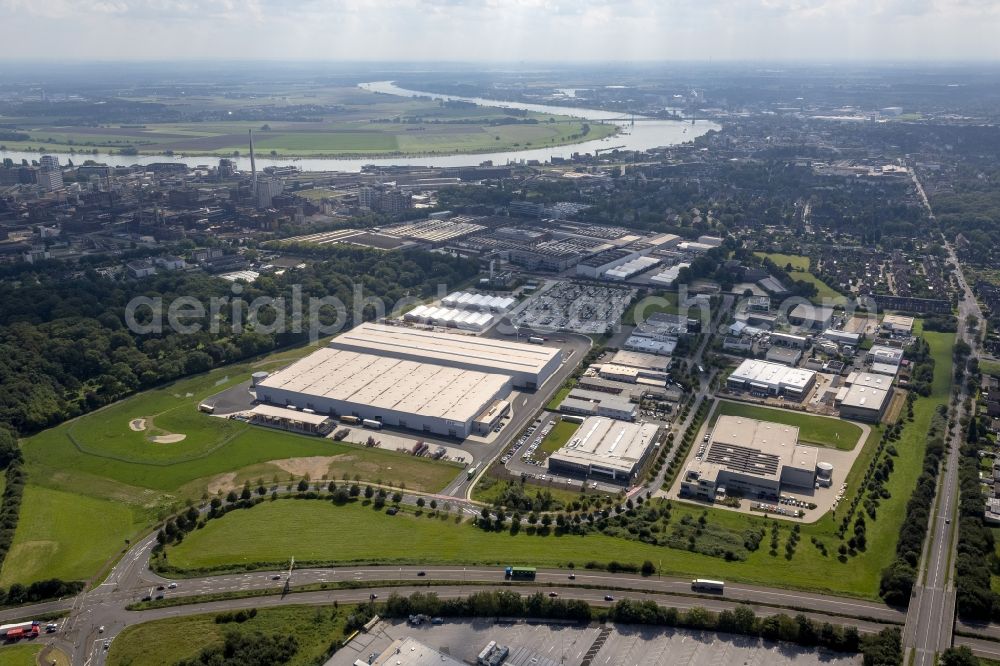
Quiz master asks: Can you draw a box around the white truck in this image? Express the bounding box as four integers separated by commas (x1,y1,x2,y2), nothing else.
691,579,725,593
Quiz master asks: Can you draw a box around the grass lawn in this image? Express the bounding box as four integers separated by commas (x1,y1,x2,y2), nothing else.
710,402,864,451
107,604,352,666
624,293,681,326
166,325,954,600
753,252,843,303
472,476,603,508
0,644,43,666
545,380,575,411
981,359,1000,378
0,486,143,586
10,342,461,587
538,421,580,457
755,252,810,271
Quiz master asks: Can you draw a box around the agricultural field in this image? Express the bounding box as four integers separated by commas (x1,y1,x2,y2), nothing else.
107,604,352,666
0,86,617,159
164,325,955,600
4,343,461,586
710,402,864,451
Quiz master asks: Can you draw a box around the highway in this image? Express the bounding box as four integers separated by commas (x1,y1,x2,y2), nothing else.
901,167,985,665
21,530,913,666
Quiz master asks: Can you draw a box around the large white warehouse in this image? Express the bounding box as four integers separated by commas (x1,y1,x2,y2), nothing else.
254,323,561,438
681,416,820,501
726,359,817,400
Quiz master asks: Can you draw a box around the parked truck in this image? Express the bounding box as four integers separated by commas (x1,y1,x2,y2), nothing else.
362,418,383,430
339,415,361,425
527,336,545,345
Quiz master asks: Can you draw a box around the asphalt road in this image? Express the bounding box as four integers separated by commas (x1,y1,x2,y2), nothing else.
901,171,984,665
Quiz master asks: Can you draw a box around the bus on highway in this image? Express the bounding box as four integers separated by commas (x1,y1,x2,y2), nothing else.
505,566,537,580
691,579,725,593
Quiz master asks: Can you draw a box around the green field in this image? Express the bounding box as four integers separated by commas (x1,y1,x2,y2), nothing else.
2,86,618,159
5,343,462,586
538,421,580,457
755,252,810,271
545,381,575,411
0,644,43,666
0,486,140,586
164,325,955,599
710,402,864,450
107,604,352,666
624,293,681,326
753,252,843,303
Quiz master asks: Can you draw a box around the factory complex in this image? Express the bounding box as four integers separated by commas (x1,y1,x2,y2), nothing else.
681,416,830,502
546,416,660,482
255,322,560,438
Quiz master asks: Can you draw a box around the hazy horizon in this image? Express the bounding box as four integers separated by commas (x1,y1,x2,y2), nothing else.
2,0,1000,63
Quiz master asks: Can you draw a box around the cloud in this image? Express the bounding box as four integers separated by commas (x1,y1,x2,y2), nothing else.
0,0,998,60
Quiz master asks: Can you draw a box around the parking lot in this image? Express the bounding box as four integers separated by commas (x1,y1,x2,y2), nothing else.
513,281,635,335
328,618,861,666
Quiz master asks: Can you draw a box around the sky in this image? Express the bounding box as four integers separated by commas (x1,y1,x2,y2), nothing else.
1,0,999,62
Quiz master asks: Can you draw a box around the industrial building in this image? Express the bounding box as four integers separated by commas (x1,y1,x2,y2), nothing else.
726,359,817,400
836,372,894,423
547,416,659,482
402,305,495,331
765,346,803,366
363,637,465,666
648,262,690,287
681,416,822,502
822,328,862,347
867,345,904,376
331,323,560,389
881,314,915,336
559,389,637,421
440,291,516,312
254,323,559,438
788,303,835,331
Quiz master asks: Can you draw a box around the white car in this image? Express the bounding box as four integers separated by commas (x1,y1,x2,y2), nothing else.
168,582,178,589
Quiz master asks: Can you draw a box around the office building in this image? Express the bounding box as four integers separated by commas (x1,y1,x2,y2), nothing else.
726,359,816,400
547,416,659,482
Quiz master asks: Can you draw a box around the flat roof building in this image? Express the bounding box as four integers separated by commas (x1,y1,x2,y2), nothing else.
256,347,511,438
547,417,659,482
836,372,893,423
681,416,820,502
255,323,560,438
765,346,803,366
726,359,817,400
788,303,835,331
610,350,671,372
332,322,560,389
881,314,915,335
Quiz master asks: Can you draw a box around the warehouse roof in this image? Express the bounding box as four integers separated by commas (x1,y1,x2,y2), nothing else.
548,417,659,476
698,416,806,481
331,322,559,379
257,347,510,424
729,359,816,392
610,350,670,371
840,384,891,411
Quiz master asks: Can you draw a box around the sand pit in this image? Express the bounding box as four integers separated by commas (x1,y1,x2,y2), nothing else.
272,456,342,479
207,472,237,495
129,418,147,432
152,434,187,444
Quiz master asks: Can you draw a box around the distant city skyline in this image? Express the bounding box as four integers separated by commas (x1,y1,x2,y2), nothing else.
1,0,1000,62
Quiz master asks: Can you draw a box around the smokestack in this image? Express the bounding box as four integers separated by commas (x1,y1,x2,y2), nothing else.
248,129,257,195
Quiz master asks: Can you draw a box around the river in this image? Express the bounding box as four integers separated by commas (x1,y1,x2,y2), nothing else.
0,82,718,173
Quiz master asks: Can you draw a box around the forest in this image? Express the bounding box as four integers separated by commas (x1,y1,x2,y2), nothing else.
0,246,478,434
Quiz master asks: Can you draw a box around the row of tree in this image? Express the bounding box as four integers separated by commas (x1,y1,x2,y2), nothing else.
878,405,947,605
